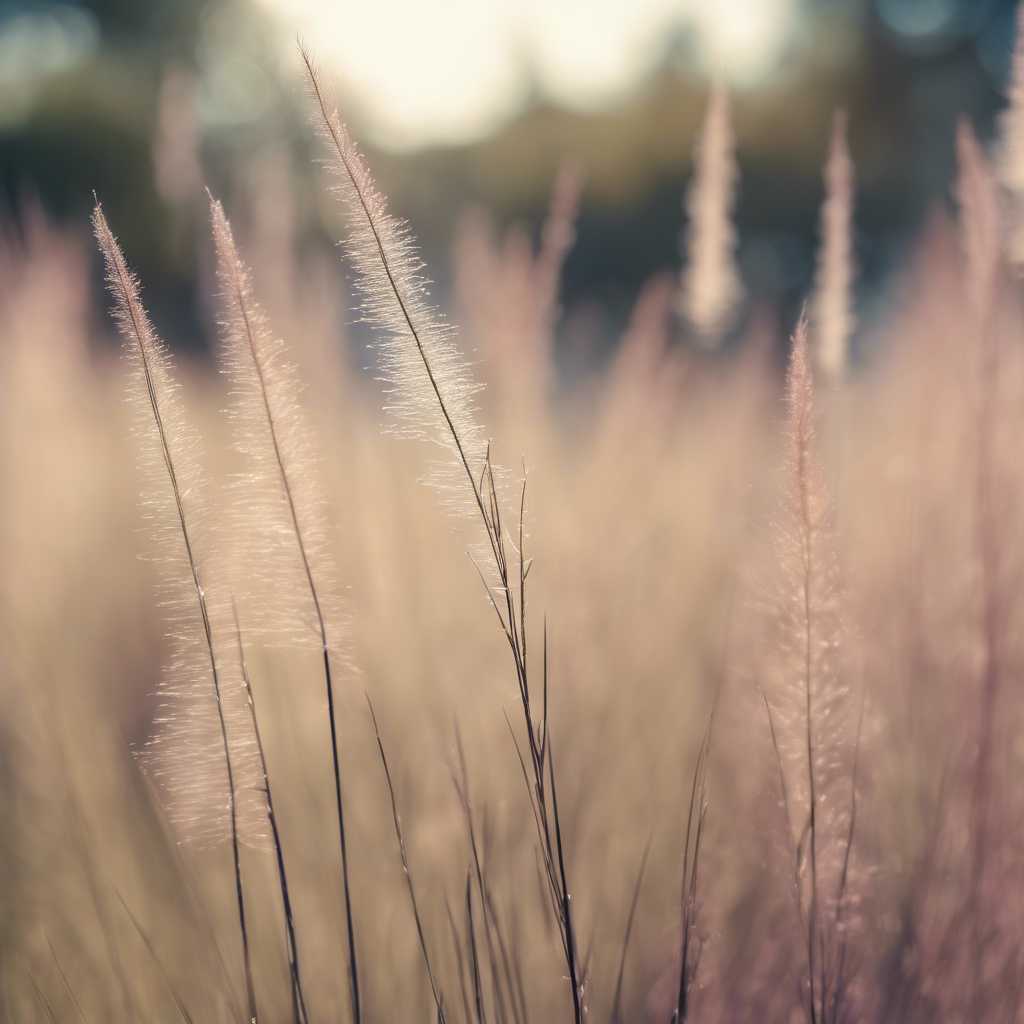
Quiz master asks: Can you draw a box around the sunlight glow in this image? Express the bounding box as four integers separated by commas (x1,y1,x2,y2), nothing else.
254,0,803,149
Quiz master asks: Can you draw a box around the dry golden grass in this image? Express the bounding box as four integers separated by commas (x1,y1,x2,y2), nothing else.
5,41,1024,1024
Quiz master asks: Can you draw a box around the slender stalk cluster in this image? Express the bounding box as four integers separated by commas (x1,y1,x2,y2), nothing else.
93,205,263,1023
210,196,358,1024
302,46,586,1023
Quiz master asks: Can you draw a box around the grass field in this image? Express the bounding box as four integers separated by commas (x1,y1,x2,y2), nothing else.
3,24,1024,1024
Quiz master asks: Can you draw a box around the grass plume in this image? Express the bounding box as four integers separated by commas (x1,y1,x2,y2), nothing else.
302,45,584,1022
762,316,864,1023
209,193,359,1024
93,203,262,1023
681,80,743,347
300,44,492,535
814,109,856,381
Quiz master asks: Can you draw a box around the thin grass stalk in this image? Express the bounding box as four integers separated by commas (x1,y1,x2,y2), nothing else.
124,753,242,1019
477,810,510,1024
797,392,820,1024
610,837,651,1024
446,898,475,1024
43,934,88,1024
471,487,577,1003
217,646,256,1024
547,743,582,1024
827,685,866,1013
674,725,710,1024
94,206,257,1024
302,46,522,695
466,872,488,1024
366,696,446,1023
25,967,58,1024
452,733,512,1024
482,889,524,1024
209,197,358,1024
302,47,583,1020
502,714,561,926
766,313,857,1023
115,892,196,1024
509,916,530,1024
324,651,358,1024
68,796,136,1021
231,606,308,1024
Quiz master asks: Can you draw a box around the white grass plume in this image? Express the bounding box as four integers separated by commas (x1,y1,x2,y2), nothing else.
681,80,743,347
300,46,496,535
763,317,863,1021
92,204,267,853
208,194,345,651
814,110,856,381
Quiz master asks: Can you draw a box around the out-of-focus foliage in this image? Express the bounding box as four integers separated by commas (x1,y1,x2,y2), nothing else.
1,0,1022,358
6,4,1024,1023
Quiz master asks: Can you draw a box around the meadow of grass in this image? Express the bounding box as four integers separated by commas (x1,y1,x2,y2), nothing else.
4,18,1024,1024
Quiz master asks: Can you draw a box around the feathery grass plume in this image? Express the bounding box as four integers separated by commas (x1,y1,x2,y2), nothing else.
894,125,1024,1024
299,64,541,892
763,317,864,1023
949,118,1017,1022
681,80,743,348
300,46,496,542
208,194,346,649
92,204,265,1022
814,110,856,381
998,0,1024,269
302,47,584,1022
209,195,359,1024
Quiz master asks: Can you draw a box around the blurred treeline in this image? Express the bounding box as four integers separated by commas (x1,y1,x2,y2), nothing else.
0,0,1021,360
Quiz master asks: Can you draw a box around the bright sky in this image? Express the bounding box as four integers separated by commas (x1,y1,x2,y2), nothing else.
254,0,803,149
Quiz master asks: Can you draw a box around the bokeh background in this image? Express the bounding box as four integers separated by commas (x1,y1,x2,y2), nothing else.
1,0,1019,365
5,3,1024,1021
